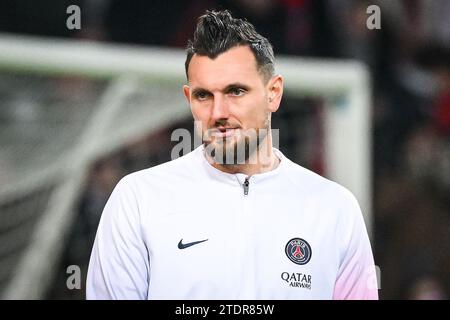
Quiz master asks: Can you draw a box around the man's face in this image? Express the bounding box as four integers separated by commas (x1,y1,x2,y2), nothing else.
184,45,281,164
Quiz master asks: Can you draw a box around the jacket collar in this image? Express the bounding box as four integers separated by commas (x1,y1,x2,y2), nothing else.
194,144,287,186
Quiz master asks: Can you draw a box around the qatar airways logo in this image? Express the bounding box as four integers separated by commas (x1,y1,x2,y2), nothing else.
171,121,279,166
281,272,312,290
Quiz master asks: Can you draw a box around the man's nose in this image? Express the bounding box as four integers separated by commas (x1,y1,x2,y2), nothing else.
211,95,230,121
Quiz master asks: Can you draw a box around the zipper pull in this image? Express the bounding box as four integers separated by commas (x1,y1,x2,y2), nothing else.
243,177,250,196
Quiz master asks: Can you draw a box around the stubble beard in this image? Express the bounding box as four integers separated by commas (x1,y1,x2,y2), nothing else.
204,118,270,166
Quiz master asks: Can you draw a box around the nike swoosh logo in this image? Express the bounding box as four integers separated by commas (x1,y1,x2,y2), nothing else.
178,238,209,249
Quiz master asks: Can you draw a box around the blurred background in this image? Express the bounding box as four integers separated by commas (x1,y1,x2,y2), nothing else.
0,0,449,300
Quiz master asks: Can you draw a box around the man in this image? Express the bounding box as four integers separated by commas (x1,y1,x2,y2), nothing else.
86,10,378,300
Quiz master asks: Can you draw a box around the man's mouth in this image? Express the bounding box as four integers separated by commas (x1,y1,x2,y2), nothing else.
211,127,240,138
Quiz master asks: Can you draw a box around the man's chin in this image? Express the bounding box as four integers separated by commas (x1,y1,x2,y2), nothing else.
204,139,247,165
206,141,237,156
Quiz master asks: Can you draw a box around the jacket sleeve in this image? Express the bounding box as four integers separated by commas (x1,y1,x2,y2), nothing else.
333,190,379,300
86,175,150,300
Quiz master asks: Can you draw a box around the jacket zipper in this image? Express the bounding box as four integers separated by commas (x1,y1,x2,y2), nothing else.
243,177,250,196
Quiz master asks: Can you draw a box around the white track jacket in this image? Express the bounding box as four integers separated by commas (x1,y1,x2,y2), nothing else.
86,145,378,300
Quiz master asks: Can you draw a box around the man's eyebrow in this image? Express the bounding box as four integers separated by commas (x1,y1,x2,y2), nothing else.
223,83,250,92
191,83,250,96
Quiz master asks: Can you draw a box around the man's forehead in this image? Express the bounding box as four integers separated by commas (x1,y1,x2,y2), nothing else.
187,46,261,86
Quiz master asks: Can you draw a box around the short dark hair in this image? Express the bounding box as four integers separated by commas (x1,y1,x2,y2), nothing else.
185,10,275,82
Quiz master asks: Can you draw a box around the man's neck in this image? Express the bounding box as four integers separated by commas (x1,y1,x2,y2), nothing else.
205,139,280,176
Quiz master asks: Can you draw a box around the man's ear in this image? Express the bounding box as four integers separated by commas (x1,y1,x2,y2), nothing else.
266,75,284,112
183,85,191,104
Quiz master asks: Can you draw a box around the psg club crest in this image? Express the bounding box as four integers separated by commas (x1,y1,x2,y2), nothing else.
285,238,312,265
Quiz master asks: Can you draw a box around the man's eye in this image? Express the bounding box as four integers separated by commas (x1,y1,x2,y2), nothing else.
195,92,210,100
229,88,245,96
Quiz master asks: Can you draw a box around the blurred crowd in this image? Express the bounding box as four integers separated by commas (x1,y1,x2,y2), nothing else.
1,0,449,299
